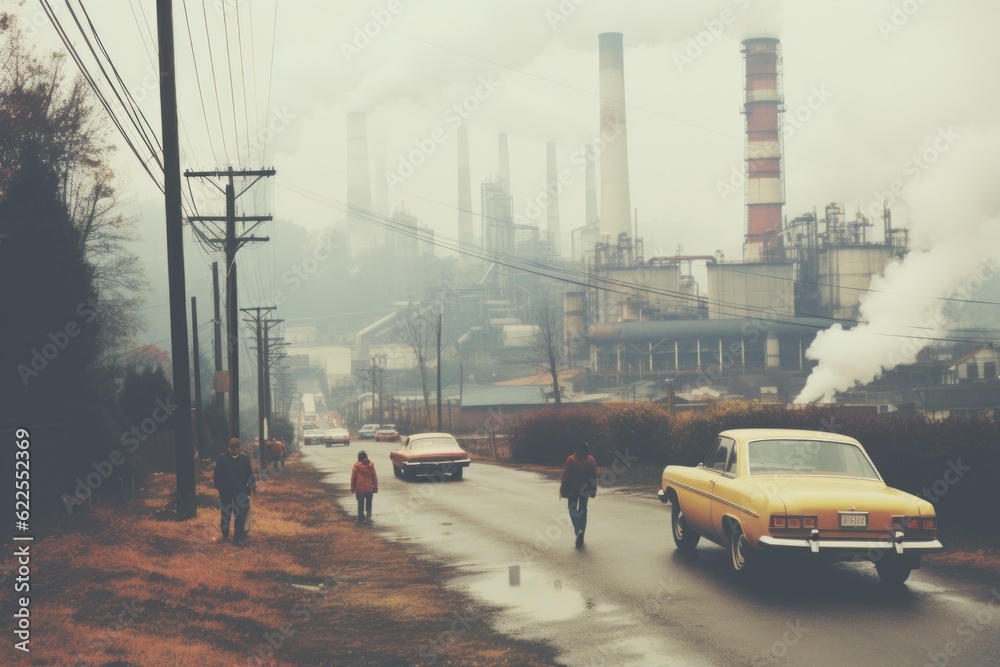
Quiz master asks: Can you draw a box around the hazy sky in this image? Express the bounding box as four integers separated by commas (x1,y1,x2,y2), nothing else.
9,0,1000,353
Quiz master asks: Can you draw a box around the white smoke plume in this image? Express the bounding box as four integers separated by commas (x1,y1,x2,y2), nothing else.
795,127,1000,403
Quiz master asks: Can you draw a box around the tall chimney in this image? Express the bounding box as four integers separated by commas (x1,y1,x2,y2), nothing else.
347,112,375,246
545,142,560,246
498,131,510,196
598,32,632,243
741,37,785,262
457,126,473,247
584,144,598,224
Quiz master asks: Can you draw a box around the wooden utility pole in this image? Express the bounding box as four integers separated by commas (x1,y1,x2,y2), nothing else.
186,167,275,441
191,296,205,458
436,313,442,430
212,262,224,415
156,0,196,516
261,320,285,425
371,357,377,421
242,306,275,469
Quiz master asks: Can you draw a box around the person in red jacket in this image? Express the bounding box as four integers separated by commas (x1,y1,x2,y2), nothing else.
560,440,598,548
350,450,378,523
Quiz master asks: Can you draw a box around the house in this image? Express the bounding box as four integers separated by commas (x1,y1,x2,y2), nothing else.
944,346,1000,384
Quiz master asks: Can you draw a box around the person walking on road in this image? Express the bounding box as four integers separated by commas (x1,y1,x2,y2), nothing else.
214,438,257,544
351,450,378,523
560,440,598,548
269,438,287,470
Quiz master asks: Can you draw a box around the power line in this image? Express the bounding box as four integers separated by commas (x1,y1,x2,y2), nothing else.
200,0,231,164
262,0,278,166
220,3,243,164
181,0,219,163
39,0,164,192
233,1,252,164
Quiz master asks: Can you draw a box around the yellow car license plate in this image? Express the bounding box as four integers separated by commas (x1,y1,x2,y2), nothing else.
839,512,868,528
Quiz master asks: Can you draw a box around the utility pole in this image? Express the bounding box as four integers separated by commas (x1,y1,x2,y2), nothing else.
212,262,224,415
265,337,288,423
187,167,276,441
371,357,377,422
156,0,195,517
261,320,285,426
191,296,205,458
378,365,384,425
242,306,275,469
437,313,442,430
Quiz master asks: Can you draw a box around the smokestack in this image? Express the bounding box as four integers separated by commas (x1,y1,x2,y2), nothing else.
741,37,785,262
457,127,473,247
598,32,632,242
545,142,560,244
585,144,598,224
347,112,375,245
498,132,510,196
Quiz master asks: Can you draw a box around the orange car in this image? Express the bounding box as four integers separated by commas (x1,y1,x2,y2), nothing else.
374,428,400,442
389,432,470,481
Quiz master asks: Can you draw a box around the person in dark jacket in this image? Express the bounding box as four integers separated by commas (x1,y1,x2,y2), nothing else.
214,438,256,544
350,450,378,523
560,440,598,548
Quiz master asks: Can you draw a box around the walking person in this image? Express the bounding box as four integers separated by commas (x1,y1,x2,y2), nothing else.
560,440,598,548
350,450,378,523
269,438,287,470
214,438,256,544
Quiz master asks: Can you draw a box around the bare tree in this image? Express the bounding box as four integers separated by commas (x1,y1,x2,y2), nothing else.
395,302,437,428
0,14,146,357
530,294,564,407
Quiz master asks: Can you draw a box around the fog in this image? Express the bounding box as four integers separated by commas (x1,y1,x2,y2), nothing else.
12,1,1000,389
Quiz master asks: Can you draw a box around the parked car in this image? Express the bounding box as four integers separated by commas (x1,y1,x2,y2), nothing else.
389,433,470,480
303,429,326,446
374,428,400,442
658,428,943,584
324,427,350,447
358,424,380,439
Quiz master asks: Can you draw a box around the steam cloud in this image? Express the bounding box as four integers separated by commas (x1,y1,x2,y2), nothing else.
796,127,1000,403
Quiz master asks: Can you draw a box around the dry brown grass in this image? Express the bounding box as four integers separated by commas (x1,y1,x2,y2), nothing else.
0,454,556,667
925,547,1000,573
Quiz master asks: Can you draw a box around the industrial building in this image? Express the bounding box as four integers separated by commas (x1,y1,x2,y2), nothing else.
325,31,925,418
574,34,909,400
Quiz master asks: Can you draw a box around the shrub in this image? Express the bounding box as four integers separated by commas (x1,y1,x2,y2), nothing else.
507,407,604,464
506,400,999,541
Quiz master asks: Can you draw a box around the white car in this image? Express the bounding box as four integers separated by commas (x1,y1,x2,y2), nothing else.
358,424,380,439
303,429,326,446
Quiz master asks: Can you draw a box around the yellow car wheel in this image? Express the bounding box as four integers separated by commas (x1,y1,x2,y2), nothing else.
671,503,700,552
729,524,754,575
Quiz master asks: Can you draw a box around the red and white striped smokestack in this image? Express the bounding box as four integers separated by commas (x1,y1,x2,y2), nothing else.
598,32,632,242
347,112,375,245
545,142,560,243
741,37,785,262
457,126,473,247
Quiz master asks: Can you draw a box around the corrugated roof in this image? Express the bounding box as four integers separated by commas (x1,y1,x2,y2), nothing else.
494,369,583,386
461,385,548,407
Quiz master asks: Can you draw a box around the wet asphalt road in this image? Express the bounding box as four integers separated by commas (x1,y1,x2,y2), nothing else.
303,443,1000,667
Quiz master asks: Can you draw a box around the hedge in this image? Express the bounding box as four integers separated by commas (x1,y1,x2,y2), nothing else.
506,401,999,539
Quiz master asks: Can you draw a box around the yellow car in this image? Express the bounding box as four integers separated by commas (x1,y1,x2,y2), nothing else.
658,428,943,584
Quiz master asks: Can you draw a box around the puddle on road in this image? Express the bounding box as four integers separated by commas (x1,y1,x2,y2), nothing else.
463,566,588,623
